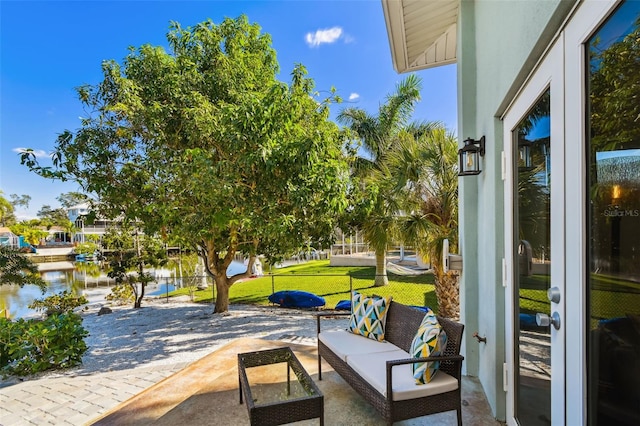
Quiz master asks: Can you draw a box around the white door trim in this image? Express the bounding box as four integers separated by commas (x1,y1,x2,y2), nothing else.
503,1,621,424
503,37,565,425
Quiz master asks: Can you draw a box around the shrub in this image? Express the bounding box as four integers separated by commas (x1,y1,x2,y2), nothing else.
106,283,135,305
28,291,88,316
0,313,88,376
74,241,98,255
0,318,20,368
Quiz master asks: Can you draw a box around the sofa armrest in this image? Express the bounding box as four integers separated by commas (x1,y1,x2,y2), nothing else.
316,311,351,334
385,355,465,402
387,354,465,367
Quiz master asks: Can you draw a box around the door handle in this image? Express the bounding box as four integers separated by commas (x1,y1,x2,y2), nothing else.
547,287,561,303
536,311,561,330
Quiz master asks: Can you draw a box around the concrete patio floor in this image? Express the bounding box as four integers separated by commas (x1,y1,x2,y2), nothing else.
91,337,503,425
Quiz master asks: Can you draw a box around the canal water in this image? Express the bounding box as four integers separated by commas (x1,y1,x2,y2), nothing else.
0,260,248,319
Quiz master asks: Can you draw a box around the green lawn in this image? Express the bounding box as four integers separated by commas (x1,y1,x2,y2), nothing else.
517,273,640,325
168,264,640,324
519,288,549,315
169,260,439,312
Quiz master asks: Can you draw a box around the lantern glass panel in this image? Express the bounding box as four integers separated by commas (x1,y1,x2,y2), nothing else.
463,151,479,174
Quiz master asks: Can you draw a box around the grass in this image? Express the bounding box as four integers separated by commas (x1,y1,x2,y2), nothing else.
169,260,439,312
168,262,640,325
517,273,640,325
519,288,549,315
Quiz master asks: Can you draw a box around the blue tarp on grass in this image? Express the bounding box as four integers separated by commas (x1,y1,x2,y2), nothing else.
268,290,325,308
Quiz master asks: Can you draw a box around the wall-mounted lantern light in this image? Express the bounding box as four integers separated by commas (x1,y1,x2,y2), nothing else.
518,138,533,171
458,136,485,176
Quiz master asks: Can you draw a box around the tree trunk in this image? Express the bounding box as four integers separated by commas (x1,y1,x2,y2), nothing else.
133,230,144,308
213,274,230,313
134,283,145,308
134,261,145,309
199,239,255,313
433,268,459,319
373,249,388,287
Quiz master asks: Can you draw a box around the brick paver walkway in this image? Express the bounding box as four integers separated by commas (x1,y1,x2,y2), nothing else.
0,363,189,425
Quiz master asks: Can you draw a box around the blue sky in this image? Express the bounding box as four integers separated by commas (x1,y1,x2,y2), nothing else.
0,0,457,220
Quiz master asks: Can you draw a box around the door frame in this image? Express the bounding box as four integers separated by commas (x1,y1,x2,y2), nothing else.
563,1,618,422
502,1,621,424
503,36,565,425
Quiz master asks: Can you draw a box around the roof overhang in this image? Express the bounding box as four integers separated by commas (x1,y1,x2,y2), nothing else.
382,0,458,73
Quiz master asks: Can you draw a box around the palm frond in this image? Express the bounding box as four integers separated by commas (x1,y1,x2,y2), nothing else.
386,123,459,259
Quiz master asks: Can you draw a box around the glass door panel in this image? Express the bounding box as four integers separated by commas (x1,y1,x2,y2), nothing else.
586,2,640,424
513,90,552,426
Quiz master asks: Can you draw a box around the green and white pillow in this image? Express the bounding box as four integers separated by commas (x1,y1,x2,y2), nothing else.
410,309,447,384
348,292,392,342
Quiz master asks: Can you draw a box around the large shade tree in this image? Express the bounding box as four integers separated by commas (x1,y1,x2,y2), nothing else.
386,125,460,318
22,16,349,312
36,205,70,226
338,75,422,286
0,191,15,227
57,192,90,208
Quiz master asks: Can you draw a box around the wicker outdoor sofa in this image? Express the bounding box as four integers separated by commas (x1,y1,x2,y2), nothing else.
316,300,465,425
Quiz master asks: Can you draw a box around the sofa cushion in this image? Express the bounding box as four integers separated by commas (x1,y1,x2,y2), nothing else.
319,330,400,362
349,292,392,342
347,350,458,401
410,309,448,384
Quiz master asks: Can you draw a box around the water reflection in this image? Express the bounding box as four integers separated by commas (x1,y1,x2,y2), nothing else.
0,260,248,319
1,262,100,319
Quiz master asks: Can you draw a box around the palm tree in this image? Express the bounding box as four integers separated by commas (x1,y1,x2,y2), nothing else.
21,228,49,247
388,125,460,318
338,74,422,286
61,220,78,244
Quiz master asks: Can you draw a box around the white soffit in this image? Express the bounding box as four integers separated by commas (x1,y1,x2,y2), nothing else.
382,0,458,73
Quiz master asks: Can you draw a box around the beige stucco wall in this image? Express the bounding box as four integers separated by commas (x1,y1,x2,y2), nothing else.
457,0,575,420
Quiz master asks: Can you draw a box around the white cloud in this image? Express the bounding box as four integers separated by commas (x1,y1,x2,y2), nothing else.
13,148,49,158
305,27,343,47
348,93,360,101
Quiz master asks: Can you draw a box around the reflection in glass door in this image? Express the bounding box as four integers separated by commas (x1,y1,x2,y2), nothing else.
513,90,551,426
586,2,640,425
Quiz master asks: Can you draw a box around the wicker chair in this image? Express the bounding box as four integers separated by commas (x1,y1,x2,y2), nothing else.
317,301,465,425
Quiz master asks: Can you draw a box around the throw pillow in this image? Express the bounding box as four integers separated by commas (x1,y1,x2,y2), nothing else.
348,292,392,342
410,309,448,384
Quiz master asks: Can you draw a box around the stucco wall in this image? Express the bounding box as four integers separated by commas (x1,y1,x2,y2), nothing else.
457,0,574,420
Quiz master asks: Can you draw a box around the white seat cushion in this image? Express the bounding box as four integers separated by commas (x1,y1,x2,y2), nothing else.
318,330,401,361
346,350,459,401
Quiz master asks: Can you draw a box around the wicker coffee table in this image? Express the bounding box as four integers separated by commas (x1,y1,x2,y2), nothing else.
238,347,324,425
